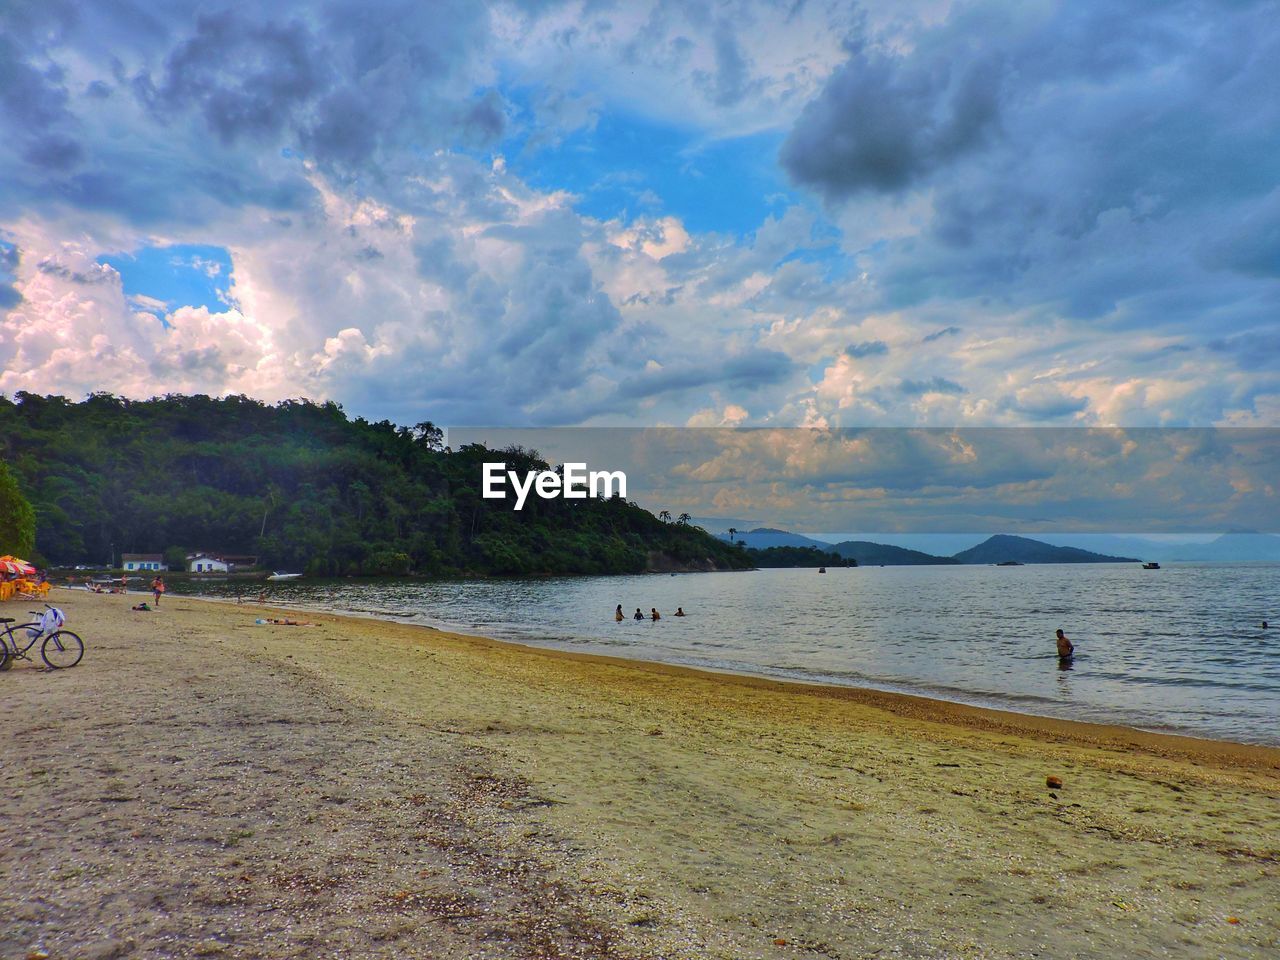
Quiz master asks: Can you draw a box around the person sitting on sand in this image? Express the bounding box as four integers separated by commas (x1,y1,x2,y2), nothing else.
651,607,661,621
633,608,644,620
674,607,686,617
1055,628,1074,660
615,604,624,622
131,602,151,611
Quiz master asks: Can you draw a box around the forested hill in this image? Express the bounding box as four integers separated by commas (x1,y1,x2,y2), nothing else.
0,393,751,576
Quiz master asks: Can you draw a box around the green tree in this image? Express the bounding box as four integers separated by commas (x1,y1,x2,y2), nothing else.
0,460,36,557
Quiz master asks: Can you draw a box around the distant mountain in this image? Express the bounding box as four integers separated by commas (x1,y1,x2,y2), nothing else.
953,535,1138,565
830,540,958,565
1163,532,1280,562
720,527,832,550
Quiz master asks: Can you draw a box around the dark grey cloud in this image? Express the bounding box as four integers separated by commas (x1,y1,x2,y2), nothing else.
615,348,795,401
845,339,887,358
694,19,758,108
781,39,1003,199
783,0,1280,387
899,376,966,396
142,11,330,145
922,326,961,343
999,386,1089,421
1208,331,1280,372
0,240,20,308
0,0,507,224
36,258,112,284
1203,189,1280,279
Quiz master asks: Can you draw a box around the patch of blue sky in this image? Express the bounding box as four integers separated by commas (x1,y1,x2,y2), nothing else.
504,103,798,237
777,242,853,283
98,244,234,320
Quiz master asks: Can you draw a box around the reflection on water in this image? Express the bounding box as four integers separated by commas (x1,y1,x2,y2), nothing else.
179,563,1280,745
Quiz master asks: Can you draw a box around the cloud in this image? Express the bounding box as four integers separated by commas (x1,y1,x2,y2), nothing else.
1,0,1279,432
781,38,1003,199
900,376,966,396
845,339,888,358
1000,383,1088,421
615,349,796,402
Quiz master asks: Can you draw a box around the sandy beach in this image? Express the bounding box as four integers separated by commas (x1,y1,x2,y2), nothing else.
2,590,1277,959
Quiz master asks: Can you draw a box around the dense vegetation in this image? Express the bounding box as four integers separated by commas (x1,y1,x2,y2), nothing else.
747,545,850,568
0,459,35,557
0,393,751,577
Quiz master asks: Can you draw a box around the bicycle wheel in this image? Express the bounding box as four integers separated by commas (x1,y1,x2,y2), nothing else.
0,641,9,671
42,630,84,669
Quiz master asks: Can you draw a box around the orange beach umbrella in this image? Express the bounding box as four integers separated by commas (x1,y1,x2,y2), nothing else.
0,555,37,576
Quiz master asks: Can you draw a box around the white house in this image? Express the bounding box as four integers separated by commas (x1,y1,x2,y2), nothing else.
188,554,229,573
122,553,167,572
187,553,258,573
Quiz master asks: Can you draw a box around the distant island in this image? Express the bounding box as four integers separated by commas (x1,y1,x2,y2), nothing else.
950,534,1137,564
0,393,750,577
721,528,1141,565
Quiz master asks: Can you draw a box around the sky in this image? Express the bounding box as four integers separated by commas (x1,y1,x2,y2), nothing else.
2,0,1279,430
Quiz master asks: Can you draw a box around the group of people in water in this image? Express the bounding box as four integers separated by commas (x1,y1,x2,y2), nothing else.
616,604,685,622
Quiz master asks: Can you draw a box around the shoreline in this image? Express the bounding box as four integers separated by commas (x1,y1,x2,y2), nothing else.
159,585,1280,757
9,589,1278,958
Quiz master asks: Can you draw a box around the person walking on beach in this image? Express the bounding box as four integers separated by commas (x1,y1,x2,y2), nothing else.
152,575,165,607
615,604,624,622
1055,628,1074,660
651,607,661,621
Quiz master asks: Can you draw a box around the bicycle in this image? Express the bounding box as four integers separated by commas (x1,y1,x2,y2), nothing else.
0,603,84,670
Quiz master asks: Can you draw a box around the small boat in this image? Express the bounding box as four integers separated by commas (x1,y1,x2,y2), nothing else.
267,571,303,581
1142,561,1161,570
818,566,826,573
996,560,1023,566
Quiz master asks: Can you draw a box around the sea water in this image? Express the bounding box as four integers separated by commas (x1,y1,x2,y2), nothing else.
182,563,1280,745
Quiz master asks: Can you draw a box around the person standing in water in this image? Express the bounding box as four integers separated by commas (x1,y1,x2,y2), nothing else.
633,608,644,620
615,604,624,622
1055,628,1074,660
651,608,661,621
674,607,686,617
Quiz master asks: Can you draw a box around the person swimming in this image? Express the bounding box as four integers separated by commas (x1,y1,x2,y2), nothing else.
1055,628,1074,660
634,608,644,620
674,607,686,617
615,604,624,622
651,607,661,621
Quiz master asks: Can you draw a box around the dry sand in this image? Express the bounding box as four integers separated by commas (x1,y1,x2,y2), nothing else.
2,590,1277,959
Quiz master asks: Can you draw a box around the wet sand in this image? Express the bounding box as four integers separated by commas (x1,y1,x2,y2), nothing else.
2,590,1277,959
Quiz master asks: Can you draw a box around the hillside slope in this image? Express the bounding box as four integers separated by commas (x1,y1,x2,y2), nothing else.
0,393,750,576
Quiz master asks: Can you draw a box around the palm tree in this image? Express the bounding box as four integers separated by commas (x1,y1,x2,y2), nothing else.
659,510,672,523
677,513,691,525
727,527,737,543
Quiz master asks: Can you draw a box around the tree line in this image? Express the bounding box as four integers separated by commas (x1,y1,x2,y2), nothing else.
0,393,751,577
